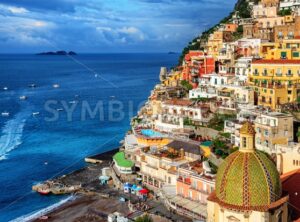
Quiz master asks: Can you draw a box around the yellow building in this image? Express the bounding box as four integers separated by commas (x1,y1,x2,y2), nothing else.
163,71,182,87
260,39,300,60
207,122,289,222
249,59,300,109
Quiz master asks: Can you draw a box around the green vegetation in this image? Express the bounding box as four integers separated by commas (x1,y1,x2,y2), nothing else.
208,160,218,174
233,25,244,40
183,117,194,126
208,113,236,131
180,80,193,91
219,132,231,139
278,8,292,16
191,97,211,102
135,214,153,222
212,137,231,159
178,0,252,65
235,0,252,18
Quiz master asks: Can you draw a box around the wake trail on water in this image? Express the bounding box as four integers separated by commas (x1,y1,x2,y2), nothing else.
0,110,31,160
9,196,75,222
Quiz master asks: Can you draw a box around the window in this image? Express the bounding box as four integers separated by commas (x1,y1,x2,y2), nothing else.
242,137,247,148
189,190,192,199
264,130,269,137
281,52,287,59
293,52,300,58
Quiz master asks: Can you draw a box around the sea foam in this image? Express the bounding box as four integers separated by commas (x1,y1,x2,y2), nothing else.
0,110,30,160
9,196,75,222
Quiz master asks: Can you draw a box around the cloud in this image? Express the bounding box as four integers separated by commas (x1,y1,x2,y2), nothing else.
7,6,28,14
0,0,237,52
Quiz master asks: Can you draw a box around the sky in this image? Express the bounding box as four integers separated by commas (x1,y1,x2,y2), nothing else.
0,0,236,53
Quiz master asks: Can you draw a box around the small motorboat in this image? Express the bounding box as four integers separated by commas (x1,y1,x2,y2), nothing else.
53,84,60,88
29,84,37,88
3,87,8,91
69,101,76,104
56,108,63,111
32,112,40,116
1,112,9,117
19,95,27,100
37,187,50,195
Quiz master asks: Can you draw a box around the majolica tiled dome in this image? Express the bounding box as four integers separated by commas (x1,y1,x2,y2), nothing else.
215,150,282,210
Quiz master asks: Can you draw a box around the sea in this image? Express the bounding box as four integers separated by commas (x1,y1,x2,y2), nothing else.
0,53,178,221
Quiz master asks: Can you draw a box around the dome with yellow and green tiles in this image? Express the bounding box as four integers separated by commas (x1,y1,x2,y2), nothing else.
214,122,282,211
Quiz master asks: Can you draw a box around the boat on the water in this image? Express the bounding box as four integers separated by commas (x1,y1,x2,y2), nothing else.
19,95,27,100
1,112,9,117
29,84,37,88
56,108,63,111
69,101,76,104
32,112,40,116
37,188,50,195
53,84,60,88
3,87,8,91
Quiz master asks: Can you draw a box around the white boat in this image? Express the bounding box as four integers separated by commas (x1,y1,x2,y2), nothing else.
3,87,8,91
29,84,37,88
56,108,63,111
32,112,40,116
1,112,9,117
69,101,76,104
53,84,60,88
19,95,27,100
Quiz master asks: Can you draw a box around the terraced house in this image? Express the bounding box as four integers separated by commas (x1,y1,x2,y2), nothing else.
249,59,300,110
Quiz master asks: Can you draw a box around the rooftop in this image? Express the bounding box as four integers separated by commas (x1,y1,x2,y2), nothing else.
166,140,202,156
113,152,134,168
252,59,300,64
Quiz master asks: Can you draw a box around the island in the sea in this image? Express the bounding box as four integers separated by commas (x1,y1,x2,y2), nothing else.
36,51,77,56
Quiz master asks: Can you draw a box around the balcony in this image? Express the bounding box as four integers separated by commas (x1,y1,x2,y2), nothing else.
276,73,282,77
286,73,294,77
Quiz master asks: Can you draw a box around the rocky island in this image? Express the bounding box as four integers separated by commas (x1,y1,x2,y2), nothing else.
36,51,77,55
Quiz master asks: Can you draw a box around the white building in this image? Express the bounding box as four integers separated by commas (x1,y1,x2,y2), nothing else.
275,142,300,174
155,99,212,132
280,0,300,15
254,112,294,153
235,57,252,83
189,86,217,99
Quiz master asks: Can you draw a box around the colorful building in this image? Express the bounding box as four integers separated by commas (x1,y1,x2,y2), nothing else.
260,38,300,60
182,50,215,88
249,59,300,109
176,160,215,219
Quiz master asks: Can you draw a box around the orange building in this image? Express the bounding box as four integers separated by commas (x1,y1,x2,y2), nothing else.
176,160,215,206
182,50,215,88
224,23,238,32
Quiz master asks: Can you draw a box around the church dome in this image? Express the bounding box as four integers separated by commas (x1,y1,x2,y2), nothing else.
215,150,282,211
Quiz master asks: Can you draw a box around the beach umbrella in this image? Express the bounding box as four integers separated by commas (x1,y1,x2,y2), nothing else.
139,189,149,195
136,186,142,191
99,175,110,180
124,183,132,188
131,184,137,190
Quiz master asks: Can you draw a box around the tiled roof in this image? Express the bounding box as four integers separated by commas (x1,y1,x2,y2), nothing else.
240,122,255,135
214,150,282,209
164,99,193,106
252,59,300,64
166,140,202,156
208,192,288,212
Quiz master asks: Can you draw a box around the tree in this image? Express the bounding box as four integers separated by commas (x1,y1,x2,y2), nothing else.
181,80,193,91
135,214,153,222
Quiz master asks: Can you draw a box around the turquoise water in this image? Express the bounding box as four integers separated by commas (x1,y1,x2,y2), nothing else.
140,129,163,138
0,53,178,221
